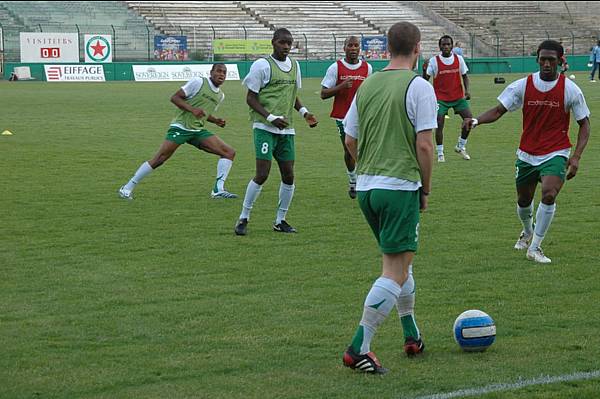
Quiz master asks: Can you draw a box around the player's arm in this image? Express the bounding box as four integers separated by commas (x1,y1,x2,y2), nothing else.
462,103,508,131
246,90,288,130
421,59,430,80
171,89,205,118
207,115,226,127
294,97,318,128
462,74,471,100
566,117,590,180
320,79,353,99
415,130,433,211
345,135,357,161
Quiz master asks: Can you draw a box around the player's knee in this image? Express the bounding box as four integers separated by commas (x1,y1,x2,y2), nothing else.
541,192,557,205
224,147,236,160
254,172,269,185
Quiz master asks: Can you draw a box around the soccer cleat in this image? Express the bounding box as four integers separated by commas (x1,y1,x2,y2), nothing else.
211,190,238,199
591,79,597,82
343,346,388,374
349,182,357,199
454,145,471,160
234,218,248,236
437,153,446,163
404,337,425,357
118,186,133,200
273,220,297,233
526,246,552,264
514,231,533,250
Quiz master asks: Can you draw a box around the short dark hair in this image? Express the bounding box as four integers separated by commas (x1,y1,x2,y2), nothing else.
344,35,360,46
537,40,564,58
211,63,226,71
273,28,292,41
439,35,453,46
387,22,420,57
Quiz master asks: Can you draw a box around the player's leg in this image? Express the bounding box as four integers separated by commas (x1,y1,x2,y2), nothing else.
119,139,180,200
527,157,566,263
455,105,473,160
515,168,537,250
395,264,425,356
236,129,274,235
435,103,447,162
344,190,419,373
337,120,357,198
191,133,237,198
591,62,598,81
271,134,296,233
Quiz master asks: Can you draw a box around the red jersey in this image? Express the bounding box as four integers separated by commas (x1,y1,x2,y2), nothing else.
432,55,464,102
330,60,369,119
521,74,571,155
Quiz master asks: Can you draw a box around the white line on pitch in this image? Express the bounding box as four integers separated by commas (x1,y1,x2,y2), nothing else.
412,370,600,399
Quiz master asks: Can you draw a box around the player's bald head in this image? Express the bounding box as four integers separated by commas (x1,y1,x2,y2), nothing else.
344,36,360,46
387,22,420,57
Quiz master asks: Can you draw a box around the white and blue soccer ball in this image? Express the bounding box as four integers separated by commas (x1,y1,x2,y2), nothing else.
453,309,496,352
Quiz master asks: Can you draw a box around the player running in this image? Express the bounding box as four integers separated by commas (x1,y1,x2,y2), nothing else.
320,36,372,199
423,35,473,162
119,63,237,200
463,40,590,264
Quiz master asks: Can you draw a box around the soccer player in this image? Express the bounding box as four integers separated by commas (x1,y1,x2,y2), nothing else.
320,36,372,199
234,28,318,236
119,63,237,200
463,40,590,264
423,35,473,162
342,22,436,374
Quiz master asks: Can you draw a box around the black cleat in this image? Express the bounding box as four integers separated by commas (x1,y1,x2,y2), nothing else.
403,337,425,357
273,220,297,233
343,346,388,374
234,218,248,236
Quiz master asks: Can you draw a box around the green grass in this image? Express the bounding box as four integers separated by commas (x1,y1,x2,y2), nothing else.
1,72,600,399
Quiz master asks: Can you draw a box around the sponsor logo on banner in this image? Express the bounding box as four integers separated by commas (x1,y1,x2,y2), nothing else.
132,64,240,81
44,65,106,82
20,33,79,63
85,35,112,63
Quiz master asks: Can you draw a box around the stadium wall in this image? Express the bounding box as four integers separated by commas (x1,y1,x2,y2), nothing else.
3,56,591,81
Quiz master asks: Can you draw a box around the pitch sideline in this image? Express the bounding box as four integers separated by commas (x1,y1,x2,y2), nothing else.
413,370,600,399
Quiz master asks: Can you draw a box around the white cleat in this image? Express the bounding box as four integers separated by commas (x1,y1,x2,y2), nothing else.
118,186,133,200
527,246,552,264
514,231,533,250
211,190,238,199
437,153,446,163
454,145,471,160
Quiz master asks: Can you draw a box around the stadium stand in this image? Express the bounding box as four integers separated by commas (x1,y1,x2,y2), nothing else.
0,1,158,60
419,1,598,56
125,1,273,60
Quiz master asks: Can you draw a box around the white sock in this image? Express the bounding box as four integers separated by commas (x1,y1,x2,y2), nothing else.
214,158,233,193
530,202,556,249
357,277,402,354
240,180,262,220
517,202,534,236
275,183,295,224
347,168,357,184
436,144,444,155
396,266,421,340
458,137,467,149
124,161,153,191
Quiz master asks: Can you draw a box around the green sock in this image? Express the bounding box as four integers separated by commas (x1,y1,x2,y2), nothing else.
401,315,419,340
350,325,364,353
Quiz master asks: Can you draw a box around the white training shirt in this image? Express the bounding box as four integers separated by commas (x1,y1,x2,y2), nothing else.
343,75,438,191
242,56,302,135
497,72,590,165
426,53,468,77
169,77,224,132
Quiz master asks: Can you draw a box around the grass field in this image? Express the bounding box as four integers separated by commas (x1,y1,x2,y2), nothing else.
1,72,600,399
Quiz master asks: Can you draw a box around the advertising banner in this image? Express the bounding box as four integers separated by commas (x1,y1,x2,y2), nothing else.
44,65,106,82
361,36,389,60
20,32,79,63
132,64,240,82
154,36,188,60
213,39,272,54
84,34,112,63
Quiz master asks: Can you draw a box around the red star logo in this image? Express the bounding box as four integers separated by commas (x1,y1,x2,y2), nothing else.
90,40,106,57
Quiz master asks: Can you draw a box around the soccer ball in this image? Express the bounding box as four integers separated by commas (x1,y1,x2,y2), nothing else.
453,309,496,352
